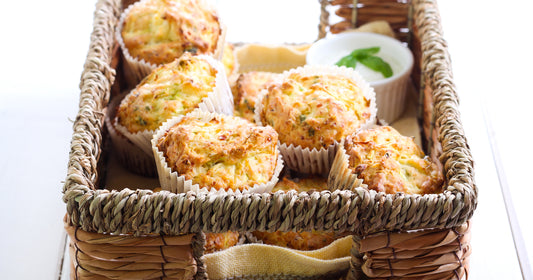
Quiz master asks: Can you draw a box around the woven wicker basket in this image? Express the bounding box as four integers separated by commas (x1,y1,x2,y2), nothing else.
62,0,477,279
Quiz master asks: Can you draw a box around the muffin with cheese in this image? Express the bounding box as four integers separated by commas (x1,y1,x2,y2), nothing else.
272,176,327,193
152,110,283,193
117,0,224,83
232,71,279,122
204,232,241,254
257,65,376,175
330,126,443,194
105,92,158,177
251,176,348,251
114,53,232,158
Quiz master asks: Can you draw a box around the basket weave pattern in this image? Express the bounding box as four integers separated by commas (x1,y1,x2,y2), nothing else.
350,222,471,279
62,0,477,279
65,217,205,280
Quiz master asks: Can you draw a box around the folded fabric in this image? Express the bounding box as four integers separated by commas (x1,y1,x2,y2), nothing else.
203,235,352,279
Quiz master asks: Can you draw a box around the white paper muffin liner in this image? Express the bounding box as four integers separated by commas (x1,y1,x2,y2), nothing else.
105,93,158,177
152,109,284,194
327,140,367,192
114,54,234,156
254,64,377,175
116,0,227,85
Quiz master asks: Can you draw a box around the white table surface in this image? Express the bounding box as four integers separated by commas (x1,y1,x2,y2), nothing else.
0,0,531,279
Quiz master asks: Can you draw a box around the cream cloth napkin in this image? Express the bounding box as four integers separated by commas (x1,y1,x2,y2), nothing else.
203,235,352,279
235,43,311,73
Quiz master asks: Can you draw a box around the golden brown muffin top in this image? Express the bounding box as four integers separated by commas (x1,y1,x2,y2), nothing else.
204,232,240,254
156,113,279,191
121,0,221,65
251,230,338,251
117,53,217,133
260,73,371,150
273,176,328,193
344,126,443,195
232,71,278,122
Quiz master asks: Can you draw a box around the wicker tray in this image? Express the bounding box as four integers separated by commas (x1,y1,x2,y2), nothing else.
63,0,477,279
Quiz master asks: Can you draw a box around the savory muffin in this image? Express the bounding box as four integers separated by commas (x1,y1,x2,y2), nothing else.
119,0,222,66
272,176,327,193
154,111,281,192
204,232,240,254
105,93,158,177
232,71,278,122
251,176,347,251
251,230,338,251
343,126,443,194
116,52,228,134
258,67,374,150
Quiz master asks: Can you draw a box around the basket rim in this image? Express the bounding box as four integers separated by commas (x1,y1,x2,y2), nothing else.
62,0,477,237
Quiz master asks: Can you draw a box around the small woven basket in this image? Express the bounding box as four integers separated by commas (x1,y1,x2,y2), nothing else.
351,222,471,279
62,0,477,279
65,215,206,280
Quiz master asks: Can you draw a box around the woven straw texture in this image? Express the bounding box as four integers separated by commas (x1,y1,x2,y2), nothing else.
349,222,471,279
63,0,476,279
65,216,205,280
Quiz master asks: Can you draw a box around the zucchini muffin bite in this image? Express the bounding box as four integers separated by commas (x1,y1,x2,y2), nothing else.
105,93,158,177
272,176,327,193
204,232,240,254
256,65,376,175
117,0,224,82
232,71,279,122
331,126,443,194
114,52,232,156
152,110,283,193
251,176,348,251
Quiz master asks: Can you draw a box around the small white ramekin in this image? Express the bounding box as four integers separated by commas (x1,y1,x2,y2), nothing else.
306,32,414,123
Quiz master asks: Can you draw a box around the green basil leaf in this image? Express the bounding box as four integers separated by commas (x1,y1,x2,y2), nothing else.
335,54,357,68
350,47,380,59
335,47,393,78
359,55,393,78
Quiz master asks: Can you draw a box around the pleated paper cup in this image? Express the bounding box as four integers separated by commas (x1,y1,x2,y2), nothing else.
327,139,367,192
116,0,227,85
105,93,157,177
255,65,377,175
114,54,234,157
152,110,284,194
